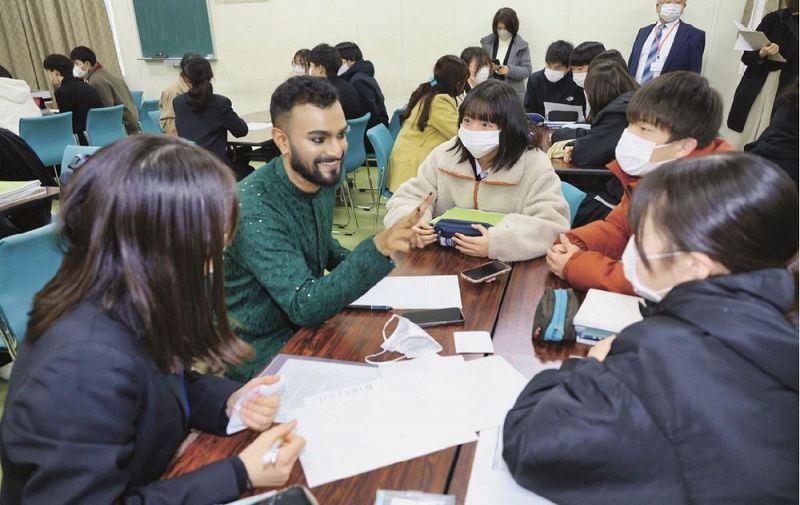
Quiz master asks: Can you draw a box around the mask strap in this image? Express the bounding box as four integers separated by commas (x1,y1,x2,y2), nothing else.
365,315,404,365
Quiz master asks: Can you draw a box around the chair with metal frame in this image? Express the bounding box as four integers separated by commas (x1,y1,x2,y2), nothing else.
334,112,371,235
85,105,126,146
365,123,395,232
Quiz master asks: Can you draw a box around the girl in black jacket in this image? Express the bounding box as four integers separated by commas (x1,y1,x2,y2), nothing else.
504,153,798,505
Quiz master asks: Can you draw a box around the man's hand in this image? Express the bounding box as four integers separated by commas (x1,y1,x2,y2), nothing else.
411,216,438,249
545,233,580,279
374,193,435,256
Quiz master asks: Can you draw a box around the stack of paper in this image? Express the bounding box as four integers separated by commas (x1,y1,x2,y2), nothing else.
266,354,529,488
573,289,643,344
349,275,463,309
0,180,44,205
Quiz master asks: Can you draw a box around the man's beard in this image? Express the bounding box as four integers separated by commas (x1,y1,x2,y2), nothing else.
289,145,343,188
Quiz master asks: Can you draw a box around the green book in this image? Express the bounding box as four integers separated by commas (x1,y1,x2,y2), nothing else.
430,207,505,226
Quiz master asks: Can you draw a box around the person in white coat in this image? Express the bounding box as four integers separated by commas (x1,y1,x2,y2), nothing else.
0,66,41,135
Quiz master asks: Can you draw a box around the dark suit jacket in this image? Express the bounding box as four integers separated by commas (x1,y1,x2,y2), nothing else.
0,302,248,504
327,76,364,120
174,93,248,167
628,21,705,77
54,76,102,140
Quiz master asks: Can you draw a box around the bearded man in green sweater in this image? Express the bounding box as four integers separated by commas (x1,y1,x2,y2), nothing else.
224,76,431,380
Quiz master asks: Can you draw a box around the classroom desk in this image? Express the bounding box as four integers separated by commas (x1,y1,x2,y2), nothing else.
0,187,59,214
164,246,519,503
229,110,273,146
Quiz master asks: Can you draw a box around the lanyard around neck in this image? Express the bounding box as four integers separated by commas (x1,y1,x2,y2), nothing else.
656,21,680,58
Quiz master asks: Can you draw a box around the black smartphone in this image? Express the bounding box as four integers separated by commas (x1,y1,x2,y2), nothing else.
461,260,511,283
403,307,465,327
492,58,500,65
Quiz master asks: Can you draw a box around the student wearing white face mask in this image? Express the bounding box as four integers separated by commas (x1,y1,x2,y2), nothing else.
524,40,585,118
480,7,532,102
545,71,732,294
460,47,492,94
384,80,569,262
568,41,606,92
505,152,799,504
628,0,705,84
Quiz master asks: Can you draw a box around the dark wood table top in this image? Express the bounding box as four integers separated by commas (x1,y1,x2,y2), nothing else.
0,186,59,214
165,246,516,503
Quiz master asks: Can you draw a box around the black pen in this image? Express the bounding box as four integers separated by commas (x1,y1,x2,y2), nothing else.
348,305,393,311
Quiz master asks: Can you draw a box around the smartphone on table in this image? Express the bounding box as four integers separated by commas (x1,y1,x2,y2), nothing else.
403,307,465,327
460,260,511,283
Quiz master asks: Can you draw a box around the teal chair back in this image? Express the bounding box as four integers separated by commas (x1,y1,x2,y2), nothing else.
140,110,163,134
0,223,64,359
86,105,126,146
388,106,405,140
365,123,394,200
560,181,587,225
139,99,159,118
341,112,371,179
131,90,144,109
59,145,101,187
18,112,76,166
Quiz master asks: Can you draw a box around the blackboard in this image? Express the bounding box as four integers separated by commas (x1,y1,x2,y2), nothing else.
132,0,215,59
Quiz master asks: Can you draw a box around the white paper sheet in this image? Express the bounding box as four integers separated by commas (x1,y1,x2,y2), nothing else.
246,121,272,130
733,21,786,62
350,275,463,309
454,331,494,354
466,426,555,505
261,356,380,423
458,356,528,430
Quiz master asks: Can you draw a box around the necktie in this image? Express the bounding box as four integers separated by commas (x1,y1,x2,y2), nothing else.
641,24,667,84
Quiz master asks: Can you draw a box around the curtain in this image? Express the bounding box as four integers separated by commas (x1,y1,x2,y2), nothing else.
0,0,120,93
742,0,782,26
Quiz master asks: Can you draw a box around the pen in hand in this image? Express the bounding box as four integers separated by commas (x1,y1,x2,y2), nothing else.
261,439,282,466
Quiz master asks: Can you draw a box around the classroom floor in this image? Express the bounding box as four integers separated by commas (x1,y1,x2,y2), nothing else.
0,164,386,483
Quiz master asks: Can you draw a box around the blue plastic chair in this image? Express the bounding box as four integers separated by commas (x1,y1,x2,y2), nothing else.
560,181,587,226
365,124,395,231
388,106,405,140
131,90,144,109
85,105,126,146
59,145,101,187
18,112,77,167
139,99,159,119
140,109,163,134
335,112,371,234
0,223,64,359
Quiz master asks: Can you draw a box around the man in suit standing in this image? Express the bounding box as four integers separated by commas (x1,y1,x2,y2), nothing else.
628,0,705,84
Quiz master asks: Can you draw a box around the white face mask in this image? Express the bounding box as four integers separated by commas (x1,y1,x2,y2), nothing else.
474,66,491,84
458,126,500,159
614,129,675,177
337,63,349,76
291,65,306,76
497,29,512,42
544,68,566,83
73,65,87,78
660,3,683,23
621,236,685,302
572,71,587,88
365,315,443,364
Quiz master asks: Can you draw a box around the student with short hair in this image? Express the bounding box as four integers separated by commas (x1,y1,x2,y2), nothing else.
159,52,202,134
223,76,432,381
460,46,492,94
480,7,532,101
70,45,139,134
42,54,102,144
0,65,41,135
387,55,468,192
545,71,733,294
385,80,569,262
307,43,363,120
505,152,798,504
524,40,584,117
569,41,606,89
174,58,248,169
336,41,389,128
0,135,305,504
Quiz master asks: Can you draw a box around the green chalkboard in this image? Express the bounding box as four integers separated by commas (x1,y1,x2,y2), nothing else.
132,0,214,59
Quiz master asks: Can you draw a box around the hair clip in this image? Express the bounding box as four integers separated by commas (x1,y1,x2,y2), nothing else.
429,77,438,86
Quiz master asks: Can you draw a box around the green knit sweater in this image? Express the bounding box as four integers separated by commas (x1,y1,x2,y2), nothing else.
223,157,395,381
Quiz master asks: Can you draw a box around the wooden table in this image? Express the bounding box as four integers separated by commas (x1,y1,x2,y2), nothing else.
229,111,273,146
166,248,581,503
0,187,59,214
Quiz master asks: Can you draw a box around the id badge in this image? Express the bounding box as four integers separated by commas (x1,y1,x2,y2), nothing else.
650,57,665,74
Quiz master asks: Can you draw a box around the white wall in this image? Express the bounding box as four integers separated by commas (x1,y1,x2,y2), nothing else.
110,0,747,137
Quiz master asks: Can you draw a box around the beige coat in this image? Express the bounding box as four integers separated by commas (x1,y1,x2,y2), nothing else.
384,139,570,262
159,77,189,134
